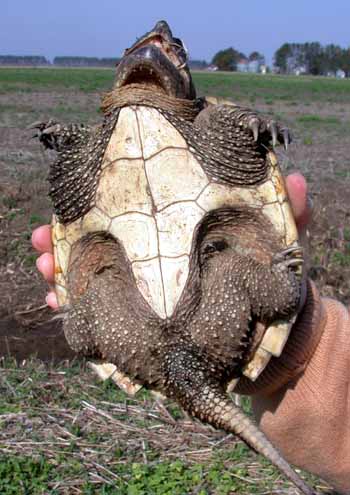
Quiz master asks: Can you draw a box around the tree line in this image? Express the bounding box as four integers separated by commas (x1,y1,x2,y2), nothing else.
211,42,349,76
0,56,120,67
53,57,120,67
0,55,210,70
2,43,349,76
0,55,50,66
274,42,350,76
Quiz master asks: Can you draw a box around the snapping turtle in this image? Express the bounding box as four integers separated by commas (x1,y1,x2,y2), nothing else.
35,21,314,495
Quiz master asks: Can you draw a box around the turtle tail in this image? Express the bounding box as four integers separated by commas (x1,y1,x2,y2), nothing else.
163,348,315,495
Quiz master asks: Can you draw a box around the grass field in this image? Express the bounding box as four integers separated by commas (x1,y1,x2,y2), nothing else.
1,67,350,104
1,67,349,494
0,358,326,495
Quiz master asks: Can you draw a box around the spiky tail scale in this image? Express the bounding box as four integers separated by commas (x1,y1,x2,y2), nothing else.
164,348,315,495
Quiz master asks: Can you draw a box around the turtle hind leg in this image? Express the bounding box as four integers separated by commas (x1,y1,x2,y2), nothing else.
163,347,316,495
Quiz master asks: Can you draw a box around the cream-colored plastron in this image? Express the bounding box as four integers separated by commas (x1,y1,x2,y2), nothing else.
52,108,301,383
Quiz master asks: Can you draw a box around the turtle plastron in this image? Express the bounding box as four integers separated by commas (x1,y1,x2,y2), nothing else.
52,107,301,385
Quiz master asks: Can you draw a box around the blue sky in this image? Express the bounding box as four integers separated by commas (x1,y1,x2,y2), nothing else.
1,0,350,64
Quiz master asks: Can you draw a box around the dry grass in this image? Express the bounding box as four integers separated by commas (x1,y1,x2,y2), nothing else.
0,358,329,494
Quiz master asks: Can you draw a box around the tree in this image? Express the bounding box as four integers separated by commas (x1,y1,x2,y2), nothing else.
339,47,350,76
323,44,343,74
212,48,244,71
249,51,265,65
303,42,324,75
274,43,292,73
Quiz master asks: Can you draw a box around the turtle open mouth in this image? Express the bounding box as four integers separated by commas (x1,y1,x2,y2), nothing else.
116,45,175,93
114,21,194,99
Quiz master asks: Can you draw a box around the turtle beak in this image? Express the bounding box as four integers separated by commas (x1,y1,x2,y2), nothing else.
152,20,173,38
124,21,174,58
123,20,188,71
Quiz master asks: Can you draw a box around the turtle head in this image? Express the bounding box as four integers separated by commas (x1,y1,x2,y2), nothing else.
114,20,196,99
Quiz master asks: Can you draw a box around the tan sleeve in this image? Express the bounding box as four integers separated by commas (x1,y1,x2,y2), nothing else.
237,279,327,395
237,281,350,493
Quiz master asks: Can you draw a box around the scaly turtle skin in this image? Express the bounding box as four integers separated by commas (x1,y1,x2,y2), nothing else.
34,21,314,495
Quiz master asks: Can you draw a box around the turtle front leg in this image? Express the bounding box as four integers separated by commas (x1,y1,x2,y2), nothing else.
163,347,315,495
195,104,291,150
30,120,92,151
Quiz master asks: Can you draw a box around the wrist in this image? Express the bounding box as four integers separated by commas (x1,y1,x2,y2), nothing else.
236,279,327,395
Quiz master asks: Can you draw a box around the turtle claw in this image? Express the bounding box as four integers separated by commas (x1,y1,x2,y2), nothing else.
247,114,291,149
29,118,57,131
272,246,303,269
28,120,47,130
268,121,278,148
30,119,64,150
249,117,260,142
282,128,291,151
42,125,61,135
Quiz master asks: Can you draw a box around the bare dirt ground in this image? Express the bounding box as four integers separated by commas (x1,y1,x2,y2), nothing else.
1,88,350,362
0,90,100,361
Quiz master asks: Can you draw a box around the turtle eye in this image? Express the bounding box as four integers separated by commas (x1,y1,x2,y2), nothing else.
173,37,183,47
200,240,228,260
171,37,188,65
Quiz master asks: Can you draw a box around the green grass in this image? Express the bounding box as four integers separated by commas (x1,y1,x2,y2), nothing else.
296,114,341,124
0,67,115,93
193,72,350,104
1,67,350,104
0,454,284,495
0,456,53,495
0,359,324,494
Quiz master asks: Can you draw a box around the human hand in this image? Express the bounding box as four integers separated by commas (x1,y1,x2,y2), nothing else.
31,224,58,309
239,175,350,492
248,285,350,493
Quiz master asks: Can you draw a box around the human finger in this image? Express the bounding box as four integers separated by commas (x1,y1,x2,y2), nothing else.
36,252,55,284
285,173,312,231
46,291,59,310
31,225,53,254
